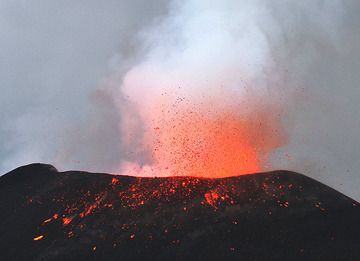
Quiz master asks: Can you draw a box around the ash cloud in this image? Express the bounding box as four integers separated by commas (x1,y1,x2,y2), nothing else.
0,0,168,173
1,1,360,200
267,1,360,201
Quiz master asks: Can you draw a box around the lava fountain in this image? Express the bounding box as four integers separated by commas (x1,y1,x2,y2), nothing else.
120,92,286,178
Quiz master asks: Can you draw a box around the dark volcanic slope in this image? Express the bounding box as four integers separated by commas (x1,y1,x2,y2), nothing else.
0,164,359,261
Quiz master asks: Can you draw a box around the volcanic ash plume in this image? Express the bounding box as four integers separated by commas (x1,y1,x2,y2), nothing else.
2,0,360,199
117,1,287,177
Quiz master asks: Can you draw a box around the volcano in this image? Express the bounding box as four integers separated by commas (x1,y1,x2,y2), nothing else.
0,163,359,260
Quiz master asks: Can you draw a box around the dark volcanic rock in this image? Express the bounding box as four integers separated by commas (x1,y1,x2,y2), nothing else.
0,163,359,261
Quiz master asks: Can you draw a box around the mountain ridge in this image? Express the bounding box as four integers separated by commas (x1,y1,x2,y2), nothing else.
0,163,359,260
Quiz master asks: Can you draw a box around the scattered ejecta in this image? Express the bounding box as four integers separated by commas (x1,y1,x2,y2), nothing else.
0,163,359,260
1,1,360,260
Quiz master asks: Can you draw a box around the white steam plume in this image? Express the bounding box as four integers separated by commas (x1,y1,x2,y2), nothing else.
117,0,360,199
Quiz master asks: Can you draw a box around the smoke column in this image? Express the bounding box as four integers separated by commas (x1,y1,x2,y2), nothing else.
0,0,169,173
1,1,360,200
117,0,287,177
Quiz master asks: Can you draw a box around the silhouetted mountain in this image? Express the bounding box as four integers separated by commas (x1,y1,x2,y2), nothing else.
0,163,359,260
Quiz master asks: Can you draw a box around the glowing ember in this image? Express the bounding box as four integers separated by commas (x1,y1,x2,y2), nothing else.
204,190,220,209
42,218,52,224
62,217,73,226
33,235,44,241
111,178,119,185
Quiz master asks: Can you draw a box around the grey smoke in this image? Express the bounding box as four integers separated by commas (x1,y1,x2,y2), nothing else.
0,0,168,173
1,1,360,200
268,1,360,201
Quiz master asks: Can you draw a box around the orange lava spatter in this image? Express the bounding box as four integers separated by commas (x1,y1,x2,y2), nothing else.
142,98,285,178
34,173,317,244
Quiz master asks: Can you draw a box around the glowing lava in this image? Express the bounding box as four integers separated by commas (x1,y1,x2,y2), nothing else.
33,235,44,241
124,96,285,178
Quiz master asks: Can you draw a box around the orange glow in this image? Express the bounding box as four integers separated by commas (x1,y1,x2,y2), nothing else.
35,174,300,240
204,190,220,208
140,99,285,178
33,235,44,241
111,178,119,185
62,217,72,226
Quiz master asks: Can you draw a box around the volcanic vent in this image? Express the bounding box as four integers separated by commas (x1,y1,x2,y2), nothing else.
0,163,359,260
